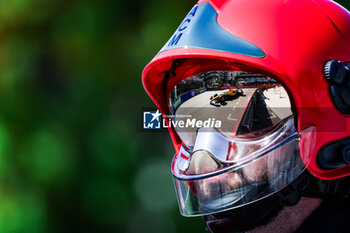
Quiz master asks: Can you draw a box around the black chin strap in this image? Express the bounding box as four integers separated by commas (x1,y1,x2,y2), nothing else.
203,171,350,233
276,171,350,206
302,174,350,201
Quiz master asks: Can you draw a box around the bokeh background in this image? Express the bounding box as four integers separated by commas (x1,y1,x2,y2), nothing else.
0,0,348,233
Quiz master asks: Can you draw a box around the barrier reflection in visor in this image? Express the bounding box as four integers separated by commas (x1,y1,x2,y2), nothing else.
169,70,293,148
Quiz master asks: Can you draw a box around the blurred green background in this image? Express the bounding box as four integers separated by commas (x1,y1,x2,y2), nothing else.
0,0,348,233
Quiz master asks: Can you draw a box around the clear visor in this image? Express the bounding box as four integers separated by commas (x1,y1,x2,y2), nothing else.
172,125,316,216
168,69,316,216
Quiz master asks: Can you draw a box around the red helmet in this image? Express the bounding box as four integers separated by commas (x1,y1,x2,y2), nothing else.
142,0,350,217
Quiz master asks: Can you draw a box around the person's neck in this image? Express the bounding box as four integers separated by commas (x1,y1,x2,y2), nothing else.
245,197,322,233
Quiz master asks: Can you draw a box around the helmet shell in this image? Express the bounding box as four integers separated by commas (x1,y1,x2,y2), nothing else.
142,0,350,180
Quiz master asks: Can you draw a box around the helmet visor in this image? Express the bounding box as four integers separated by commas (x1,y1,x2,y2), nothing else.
168,68,316,216
172,125,315,216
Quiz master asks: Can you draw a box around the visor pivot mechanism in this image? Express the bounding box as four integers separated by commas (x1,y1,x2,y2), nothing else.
324,60,350,115
342,145,350,165
324,60,348,86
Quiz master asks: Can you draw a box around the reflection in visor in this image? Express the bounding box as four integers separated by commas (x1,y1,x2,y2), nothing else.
169,71,292,147
168,69,315,216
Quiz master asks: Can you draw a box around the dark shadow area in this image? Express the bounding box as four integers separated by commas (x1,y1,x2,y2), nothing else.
236,91,273,136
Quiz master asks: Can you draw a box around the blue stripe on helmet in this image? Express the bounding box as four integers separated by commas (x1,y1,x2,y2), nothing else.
159,2,265,58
